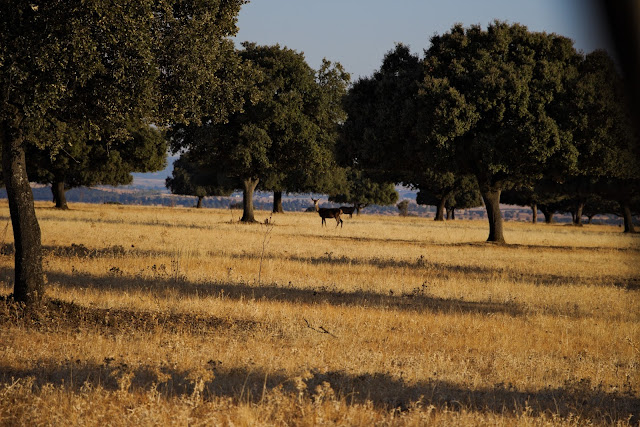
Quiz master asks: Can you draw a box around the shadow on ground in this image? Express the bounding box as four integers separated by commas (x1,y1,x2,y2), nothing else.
0,357,637,424
2,242,637,290
0,267,523,318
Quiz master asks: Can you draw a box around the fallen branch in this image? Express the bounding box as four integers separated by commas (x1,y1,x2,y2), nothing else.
303,318,337,338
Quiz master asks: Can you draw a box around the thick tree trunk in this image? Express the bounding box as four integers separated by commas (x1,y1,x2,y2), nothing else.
480,187,505,243
622,202,636,233
196,196,203,208
446,207,453,220
435,197,446,221
531,203,537,224
272,191,284,213
241,178,259,223
1,122,45,305
574,202,585,226
451,208,456,220
587,214,594,224
51,180,68,210
543,211,554,224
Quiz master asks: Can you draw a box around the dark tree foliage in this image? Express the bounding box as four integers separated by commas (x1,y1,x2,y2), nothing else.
0,0,247,305
165,152,233,208
501,181,569,224
418,23,580,242
342,24,581,243
416,174,481,221
397,200,410,217
328,169,398,214
26,121,166,209
551,50,639,226
171,44,349,222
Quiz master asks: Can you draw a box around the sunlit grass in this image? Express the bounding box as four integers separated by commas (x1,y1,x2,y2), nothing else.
0,201,638,425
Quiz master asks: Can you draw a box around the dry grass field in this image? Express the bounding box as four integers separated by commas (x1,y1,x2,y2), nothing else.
0,201,638,426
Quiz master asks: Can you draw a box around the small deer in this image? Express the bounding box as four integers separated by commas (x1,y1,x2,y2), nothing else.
311,198,343,228
339,205,356,218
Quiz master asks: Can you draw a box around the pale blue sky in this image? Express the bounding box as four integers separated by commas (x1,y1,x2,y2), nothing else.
235,0,613,79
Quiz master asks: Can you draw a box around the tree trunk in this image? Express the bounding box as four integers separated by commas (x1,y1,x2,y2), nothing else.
435,197,446,221
1,122,45,305
451,208,455,220
540,206,554,224
622,202,636,233
272,191,284,213
587,214,594,224
531,203,537,224
241,178,259,223
446,207,452,220
51,180,68,210
480,187,505,243
196,196,203,208
574,202,585,226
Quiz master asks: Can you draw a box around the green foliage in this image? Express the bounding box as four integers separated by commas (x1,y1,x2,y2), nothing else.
166,153,233,199
171,43,349,194
396,200,410,216
26,121,167,190
0,0,248,302
419,22,580,190
329,169,398,210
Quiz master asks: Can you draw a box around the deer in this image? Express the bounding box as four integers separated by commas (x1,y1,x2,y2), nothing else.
311,198,343,228
339,205,356,218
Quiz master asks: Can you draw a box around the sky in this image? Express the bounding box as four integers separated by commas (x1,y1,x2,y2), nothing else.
234,0,614,80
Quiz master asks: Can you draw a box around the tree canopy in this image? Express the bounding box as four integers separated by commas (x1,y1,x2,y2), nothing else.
328,169,398,214
26,121,166,209
341,22,584,242
171,43,349,222
165,152,233,208
1,0,248,305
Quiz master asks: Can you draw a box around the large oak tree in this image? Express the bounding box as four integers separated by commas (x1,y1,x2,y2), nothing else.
171,44,349,222
341,24,580,243
1,0,248,305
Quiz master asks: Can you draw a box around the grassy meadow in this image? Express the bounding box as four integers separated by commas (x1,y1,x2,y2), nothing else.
0,201,638,425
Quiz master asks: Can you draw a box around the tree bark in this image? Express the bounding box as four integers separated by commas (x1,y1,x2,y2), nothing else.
531,203,537,224
622,202,636,233
272,191,284,213
451,208,455,220
196,196,203,208
446,207,452,220
574,202,585,226
542,210,554,224
435,197,446,221
480,187,505,243
241,178,259,223
51,180,68,210
1,122,45,305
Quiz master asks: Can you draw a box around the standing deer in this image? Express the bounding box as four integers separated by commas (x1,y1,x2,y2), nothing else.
339,205,356,218
311,198,343,228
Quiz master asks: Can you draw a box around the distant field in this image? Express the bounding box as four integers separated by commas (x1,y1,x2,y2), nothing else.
0,202,638,425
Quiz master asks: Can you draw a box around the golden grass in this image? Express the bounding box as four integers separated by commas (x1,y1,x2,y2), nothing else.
0,201,638,426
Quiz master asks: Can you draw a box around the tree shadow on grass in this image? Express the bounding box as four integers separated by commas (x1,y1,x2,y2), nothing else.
0,267,523,318
228,252,639,290
2,240,633,290
0,359,637,424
